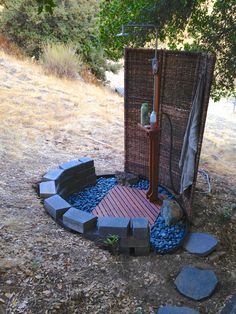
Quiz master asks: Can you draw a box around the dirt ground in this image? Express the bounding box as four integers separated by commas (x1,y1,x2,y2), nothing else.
0,52,235,314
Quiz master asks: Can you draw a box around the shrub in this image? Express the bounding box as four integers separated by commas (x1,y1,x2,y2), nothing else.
0,35,24,58
41,43,81,79
0,0,112,80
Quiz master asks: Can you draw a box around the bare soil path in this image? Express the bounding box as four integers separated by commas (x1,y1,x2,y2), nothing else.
0,52,235,314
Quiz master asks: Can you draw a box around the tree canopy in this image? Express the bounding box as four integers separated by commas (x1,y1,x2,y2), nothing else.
99,0,236,101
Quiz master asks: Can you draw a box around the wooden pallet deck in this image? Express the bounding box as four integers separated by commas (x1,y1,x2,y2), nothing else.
92,185,161,225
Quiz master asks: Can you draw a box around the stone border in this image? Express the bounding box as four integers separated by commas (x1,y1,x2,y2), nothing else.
39,157,150,256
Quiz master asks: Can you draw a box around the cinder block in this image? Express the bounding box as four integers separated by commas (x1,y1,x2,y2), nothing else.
134,246,150,256
86,174,97,186
119,236,149,248
59,158,95,176
131,217,149,239
79,157,94,168
98,217,130,238
44,194,71,220
58,167,96,188
63,207,97,234
39,181,57,198
119,247,131,255
59,160,83,174
42,168,64,184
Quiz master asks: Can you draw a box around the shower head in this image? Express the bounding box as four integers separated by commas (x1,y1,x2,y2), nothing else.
116,25,129,37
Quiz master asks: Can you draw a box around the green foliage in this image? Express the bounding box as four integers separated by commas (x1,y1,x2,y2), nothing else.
104,234,119,246
218,203,236,223
41,43,82,79
0,0,110,80
99,0,236,100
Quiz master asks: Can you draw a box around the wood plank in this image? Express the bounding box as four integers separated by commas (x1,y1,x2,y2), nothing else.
92,185,160,224
110,187,140,218
119,186,156,221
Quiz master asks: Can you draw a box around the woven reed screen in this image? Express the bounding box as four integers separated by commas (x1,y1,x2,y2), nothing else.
124,48,215,215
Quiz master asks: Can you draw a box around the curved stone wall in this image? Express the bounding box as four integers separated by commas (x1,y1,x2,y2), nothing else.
39,157,150,256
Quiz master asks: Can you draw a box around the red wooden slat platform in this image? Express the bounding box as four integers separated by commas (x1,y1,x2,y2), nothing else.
92,185,161,225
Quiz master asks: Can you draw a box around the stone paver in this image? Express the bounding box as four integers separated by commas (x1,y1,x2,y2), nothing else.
175,266,218,301
63,207,97,233
98,217,130,237
221,293,236,314
131,217,149,239
59,160,83,174
39,181,57,199
134,247,150,256
42,168,64,183
79,156,94,167
157,306,200,314
120,237,149,248
183,232,218,256
44,194,71,220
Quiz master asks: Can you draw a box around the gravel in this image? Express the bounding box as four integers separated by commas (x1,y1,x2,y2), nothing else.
67,177,186,253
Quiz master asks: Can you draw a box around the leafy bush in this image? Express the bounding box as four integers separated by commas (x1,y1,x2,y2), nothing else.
0,0,111,80
41,43,81,79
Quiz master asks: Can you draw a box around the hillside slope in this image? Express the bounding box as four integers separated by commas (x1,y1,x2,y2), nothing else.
0,52,235,314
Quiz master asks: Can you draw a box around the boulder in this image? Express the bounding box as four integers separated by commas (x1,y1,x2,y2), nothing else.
161,199,183,225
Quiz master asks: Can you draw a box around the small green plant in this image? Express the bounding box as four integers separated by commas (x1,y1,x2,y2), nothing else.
41,43,82,79
219,204,234,223
104,234,119,255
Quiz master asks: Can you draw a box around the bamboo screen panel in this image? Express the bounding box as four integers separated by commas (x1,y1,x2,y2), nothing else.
124,48,215,215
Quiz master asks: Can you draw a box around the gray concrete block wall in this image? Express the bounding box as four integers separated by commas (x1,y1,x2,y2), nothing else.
39,157,152,256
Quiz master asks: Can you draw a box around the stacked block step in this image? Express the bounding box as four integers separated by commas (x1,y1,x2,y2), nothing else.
119,217,150,256
39,157,96,200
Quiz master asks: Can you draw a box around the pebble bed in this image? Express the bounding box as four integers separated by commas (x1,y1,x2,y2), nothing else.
67,177,186,253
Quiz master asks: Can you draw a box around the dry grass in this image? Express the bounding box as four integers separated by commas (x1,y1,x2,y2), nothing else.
201,99,236,178
0,50,124,175
41,43,82,79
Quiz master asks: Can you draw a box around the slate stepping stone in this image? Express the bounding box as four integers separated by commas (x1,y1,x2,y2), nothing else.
175,266,218,301
183,232,218,256
157,306,200,314
221,293,236,314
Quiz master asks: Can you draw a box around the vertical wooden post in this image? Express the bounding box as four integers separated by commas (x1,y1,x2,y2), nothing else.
147,50,162,204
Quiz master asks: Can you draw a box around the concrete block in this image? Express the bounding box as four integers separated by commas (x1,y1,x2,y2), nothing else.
79,157,94,168
39,181,57,198
63,207,97,234
120,236,149,248
134,246,150,256
98,217,130,238
42,168,64,184
58,167,95,188
59,158,95,176
86,174,97,186
44,194,71,220
131,217,149,239
59,160,83,174
119,247,131,255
